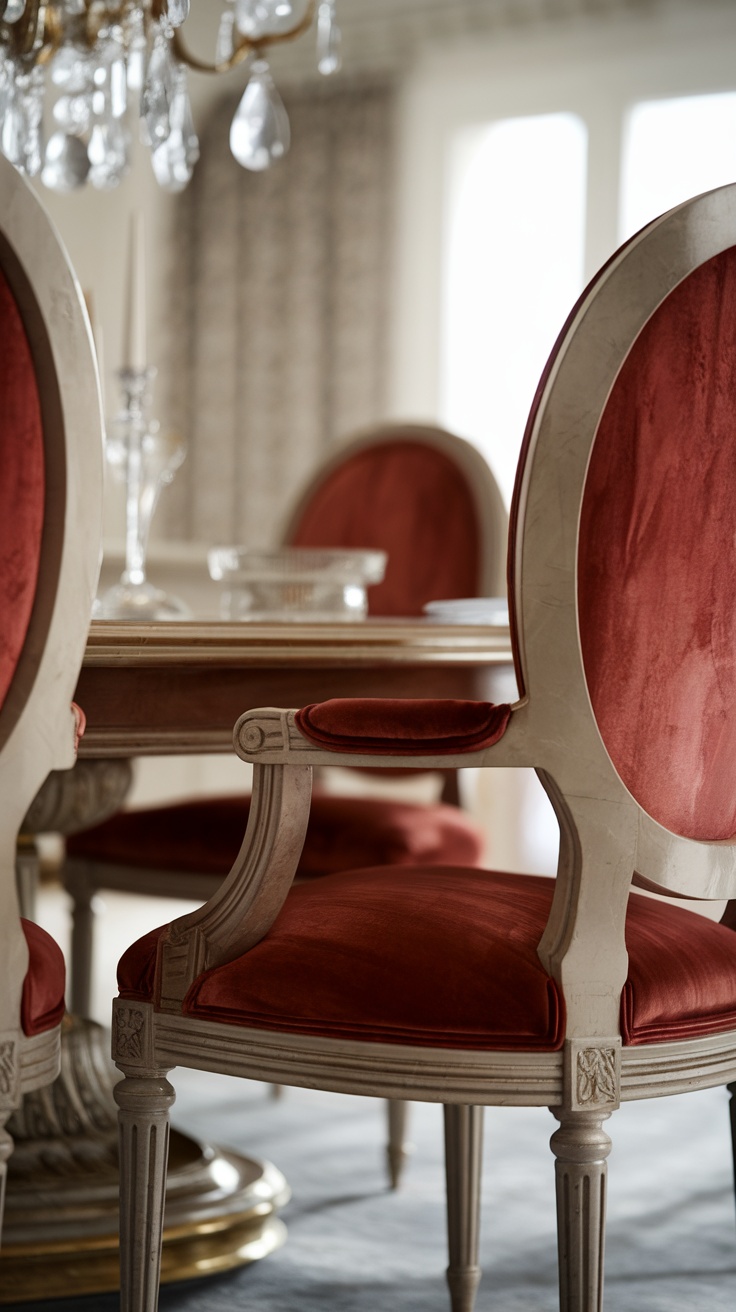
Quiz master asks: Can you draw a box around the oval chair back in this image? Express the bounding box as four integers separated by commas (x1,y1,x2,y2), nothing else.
284,422,508,613
510,184,736,968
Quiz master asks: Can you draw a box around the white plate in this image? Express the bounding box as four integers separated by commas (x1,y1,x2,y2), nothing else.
423,597,509,625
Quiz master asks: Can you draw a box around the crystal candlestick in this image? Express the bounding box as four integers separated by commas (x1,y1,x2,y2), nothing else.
96,366,190,621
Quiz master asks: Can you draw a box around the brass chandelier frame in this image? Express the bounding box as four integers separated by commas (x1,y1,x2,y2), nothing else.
2,0,317,74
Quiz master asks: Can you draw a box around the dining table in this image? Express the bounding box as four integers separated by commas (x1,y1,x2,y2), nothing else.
0,615,515,1302
74,617,517,757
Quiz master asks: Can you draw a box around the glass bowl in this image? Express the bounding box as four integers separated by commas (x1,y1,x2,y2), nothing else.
207,547,387,621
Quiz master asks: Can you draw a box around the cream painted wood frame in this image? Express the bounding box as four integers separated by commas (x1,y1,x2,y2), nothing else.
113,183,736,1312
0,160,103,1229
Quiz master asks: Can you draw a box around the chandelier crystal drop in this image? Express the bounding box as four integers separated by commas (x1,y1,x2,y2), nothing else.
0,0,340,193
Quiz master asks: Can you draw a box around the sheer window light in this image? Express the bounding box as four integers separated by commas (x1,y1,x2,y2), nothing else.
621,92,736,240
440,112,587,506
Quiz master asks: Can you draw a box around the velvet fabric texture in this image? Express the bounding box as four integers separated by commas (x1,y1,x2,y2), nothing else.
117,871,736,1050
288,439,481,615
119,869,565,1049
67,793,485,879
0,268,45,714
578,246,736,840
295,698,512,755
21,918,65,1037
621,892,736,1045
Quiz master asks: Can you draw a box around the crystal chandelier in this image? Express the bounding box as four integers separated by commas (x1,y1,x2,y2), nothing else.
0,0,340,193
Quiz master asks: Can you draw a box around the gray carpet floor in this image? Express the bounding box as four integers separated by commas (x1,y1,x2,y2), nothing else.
7,1072,736,1311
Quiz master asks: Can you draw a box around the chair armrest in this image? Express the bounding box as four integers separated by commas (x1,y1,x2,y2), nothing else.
156,761,313,1011
295,697,511,754
155,696,529,1011
235,700,530,769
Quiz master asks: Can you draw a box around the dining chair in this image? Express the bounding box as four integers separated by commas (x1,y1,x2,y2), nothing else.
63,423,505,1184
113,181,736,1312
0,159,102,1241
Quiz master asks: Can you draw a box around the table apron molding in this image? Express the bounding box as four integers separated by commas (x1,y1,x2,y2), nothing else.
83,622,513,668
76,621,517,756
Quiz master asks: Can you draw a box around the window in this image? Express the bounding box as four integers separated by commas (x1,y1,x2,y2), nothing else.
441,113,587,506
389,10,736,506
621,92,736,239
441,86,736,502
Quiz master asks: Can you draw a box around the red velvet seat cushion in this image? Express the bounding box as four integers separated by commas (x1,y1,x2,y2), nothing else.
119,868,564,1049
295,698,512,755
21,919,65,1037
117,873,736,1051
66,793,484,879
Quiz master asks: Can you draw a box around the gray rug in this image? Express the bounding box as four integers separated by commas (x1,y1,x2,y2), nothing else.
7,1073,736,1310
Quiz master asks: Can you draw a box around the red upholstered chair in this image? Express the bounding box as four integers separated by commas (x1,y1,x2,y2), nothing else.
0,160,102,1241
63,423,504,1183
113,183,736,1312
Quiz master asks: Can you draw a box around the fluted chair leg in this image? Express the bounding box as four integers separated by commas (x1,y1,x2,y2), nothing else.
114,1069,175,1312
443,1103,483,1312
386,1098,412,1188
550,1109,612,1312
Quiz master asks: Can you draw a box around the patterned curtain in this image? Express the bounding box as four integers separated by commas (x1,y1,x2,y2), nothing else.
160,78,396,547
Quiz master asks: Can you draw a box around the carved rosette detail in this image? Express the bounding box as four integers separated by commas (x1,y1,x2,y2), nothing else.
114,1007,145,1063
576,1047,617,1107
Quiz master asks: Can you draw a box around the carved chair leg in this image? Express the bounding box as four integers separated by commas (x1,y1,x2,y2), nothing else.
550,1109,612,1312
0,1111,14,1242
114,1068,175,1312
443,1103,483,1312
66,871,96,1017
386,1098,412,1189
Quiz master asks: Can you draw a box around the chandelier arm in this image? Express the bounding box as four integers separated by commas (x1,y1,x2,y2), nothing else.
170,27,254,75
171,0,317,75
35,2,62,65
13,0,43,58
245,0,317,47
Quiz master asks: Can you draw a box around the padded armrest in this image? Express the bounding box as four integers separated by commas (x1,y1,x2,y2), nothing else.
294,698,512,755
